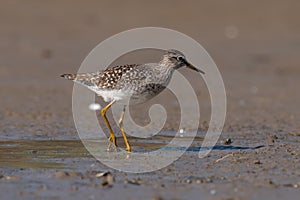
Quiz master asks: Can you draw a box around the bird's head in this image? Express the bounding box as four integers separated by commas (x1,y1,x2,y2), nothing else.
161,49,205,74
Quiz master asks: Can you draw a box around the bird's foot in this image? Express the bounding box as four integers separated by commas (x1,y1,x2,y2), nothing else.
125,142,131,152
107,134,117,152
108,134,116,145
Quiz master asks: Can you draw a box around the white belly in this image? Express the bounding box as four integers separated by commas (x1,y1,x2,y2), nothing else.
89,86,131,102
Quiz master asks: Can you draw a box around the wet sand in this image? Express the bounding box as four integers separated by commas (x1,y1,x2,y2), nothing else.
0,0,300,199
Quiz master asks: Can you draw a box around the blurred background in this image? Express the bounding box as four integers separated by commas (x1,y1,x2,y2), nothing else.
0,0,299,138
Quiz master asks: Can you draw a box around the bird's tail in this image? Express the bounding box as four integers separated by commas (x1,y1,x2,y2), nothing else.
60,73,77,80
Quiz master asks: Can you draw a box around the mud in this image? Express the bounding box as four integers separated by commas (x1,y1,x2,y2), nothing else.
1,0,300,199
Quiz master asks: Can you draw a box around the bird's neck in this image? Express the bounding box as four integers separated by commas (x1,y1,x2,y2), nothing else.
151,61,176,87
158,58,177,73
156,63,175,76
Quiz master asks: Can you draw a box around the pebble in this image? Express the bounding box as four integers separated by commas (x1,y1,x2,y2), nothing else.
107,174,114,184
54,171,70,178
124,178,144,185
222,138,232,145
184,176,212,184
3,176,21,181
89,103,101,111
95,171,110,178
254,160,262,165
97,172,114,188
268,135,278,143
101,180,113,188
283,183,299,188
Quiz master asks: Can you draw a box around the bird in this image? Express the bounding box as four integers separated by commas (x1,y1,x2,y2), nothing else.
61,49,204,152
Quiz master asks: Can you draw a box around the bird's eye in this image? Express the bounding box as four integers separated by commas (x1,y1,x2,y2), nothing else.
177,56,184,61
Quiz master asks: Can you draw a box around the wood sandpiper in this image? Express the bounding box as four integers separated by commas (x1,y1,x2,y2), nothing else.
61,49,204,152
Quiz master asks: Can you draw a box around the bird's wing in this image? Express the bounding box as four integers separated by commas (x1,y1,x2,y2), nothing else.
97,64,140,89
61,64,141,89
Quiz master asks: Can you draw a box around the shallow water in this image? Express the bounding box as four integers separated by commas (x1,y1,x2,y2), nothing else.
0,133,267,170
0,135,204,169
0,140,90,169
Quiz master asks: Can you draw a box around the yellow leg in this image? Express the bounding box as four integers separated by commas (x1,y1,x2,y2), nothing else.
101,100,117,147
118,106,131,152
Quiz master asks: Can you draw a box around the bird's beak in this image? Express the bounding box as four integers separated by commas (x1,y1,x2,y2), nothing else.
186,62,205,74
